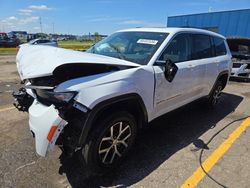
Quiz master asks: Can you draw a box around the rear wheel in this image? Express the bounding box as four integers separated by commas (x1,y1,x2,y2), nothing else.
207,80,223,107
79,111,137,175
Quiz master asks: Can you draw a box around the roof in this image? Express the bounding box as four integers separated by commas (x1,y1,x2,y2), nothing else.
117,27,225,39
168,8,250,18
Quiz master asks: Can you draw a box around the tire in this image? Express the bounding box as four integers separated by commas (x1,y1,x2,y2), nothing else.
207,80,223,108
79,111,137,175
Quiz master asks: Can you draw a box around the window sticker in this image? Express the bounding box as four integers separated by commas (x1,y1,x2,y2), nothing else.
137,39,158,45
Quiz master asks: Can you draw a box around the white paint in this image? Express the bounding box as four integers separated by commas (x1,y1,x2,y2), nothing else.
16,27,232,157
16,45,140,80
28,100,68,156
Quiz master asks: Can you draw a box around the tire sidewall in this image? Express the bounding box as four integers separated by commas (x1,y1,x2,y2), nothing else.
208,80,223,107
80,111,137,173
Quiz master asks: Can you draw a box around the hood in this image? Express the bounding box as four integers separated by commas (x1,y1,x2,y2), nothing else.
16,45,140,80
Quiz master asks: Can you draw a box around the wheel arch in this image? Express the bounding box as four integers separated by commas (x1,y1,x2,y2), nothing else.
209,70,229,95
77,93,148,147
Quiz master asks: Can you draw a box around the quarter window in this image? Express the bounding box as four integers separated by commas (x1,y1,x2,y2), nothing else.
159,33,192,63
214,37,227,56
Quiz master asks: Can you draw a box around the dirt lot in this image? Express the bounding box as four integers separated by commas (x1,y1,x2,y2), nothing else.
0,53,250,188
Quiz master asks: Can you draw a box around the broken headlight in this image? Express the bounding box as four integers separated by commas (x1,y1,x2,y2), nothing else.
36,89,77,105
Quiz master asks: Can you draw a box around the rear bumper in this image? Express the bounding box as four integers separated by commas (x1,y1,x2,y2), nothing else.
29,100,67,156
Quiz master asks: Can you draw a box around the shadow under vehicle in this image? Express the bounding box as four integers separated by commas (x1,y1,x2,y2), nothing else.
58,92,243,188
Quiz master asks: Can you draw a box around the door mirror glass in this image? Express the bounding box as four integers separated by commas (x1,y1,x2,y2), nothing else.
164,59,178,82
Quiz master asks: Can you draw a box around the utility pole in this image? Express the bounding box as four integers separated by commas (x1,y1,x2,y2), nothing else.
39,17,43,33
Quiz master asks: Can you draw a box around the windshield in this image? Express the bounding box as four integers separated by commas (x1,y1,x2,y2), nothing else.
87,31,168,65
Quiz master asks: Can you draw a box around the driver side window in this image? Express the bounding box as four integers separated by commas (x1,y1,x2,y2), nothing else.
159,33,192,63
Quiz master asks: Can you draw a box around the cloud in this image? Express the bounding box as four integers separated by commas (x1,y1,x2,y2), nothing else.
18,9,33,15
28,5,52,11
87,16,166,28
0,16,39,31
1,4,52,32
19,16,39,25
33,26,40,31
87,16,131,22
119,20,144,25
119,20,165,27
145,22,166,27
8,16,18,21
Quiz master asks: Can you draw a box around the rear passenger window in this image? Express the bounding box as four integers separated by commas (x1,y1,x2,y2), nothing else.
192,34,213,60
214,37,227,56
159,33,192,63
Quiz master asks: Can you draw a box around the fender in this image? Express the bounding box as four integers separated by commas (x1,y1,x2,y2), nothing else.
77,93,148,147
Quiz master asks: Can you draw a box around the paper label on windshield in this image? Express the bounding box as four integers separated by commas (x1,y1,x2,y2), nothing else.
137,39,158,45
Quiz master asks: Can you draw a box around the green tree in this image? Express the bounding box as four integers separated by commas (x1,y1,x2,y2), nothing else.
93,32,101,42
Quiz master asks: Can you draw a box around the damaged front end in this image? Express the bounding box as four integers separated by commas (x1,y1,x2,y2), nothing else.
12,81,89,157
12,71,91,157
231,57,250,81
14,45,139,157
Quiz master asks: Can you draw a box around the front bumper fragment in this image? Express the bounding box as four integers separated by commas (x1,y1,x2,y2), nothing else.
29,99,68,156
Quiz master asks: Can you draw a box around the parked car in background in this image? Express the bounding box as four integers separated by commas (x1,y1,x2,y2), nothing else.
13,28,231,175
0,32,20,47
28,38,58,47
231,53,250,81
19,38,58,48
227,38,250,81
0,33,7,47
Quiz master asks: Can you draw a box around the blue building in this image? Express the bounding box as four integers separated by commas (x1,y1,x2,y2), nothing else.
167,9,250,38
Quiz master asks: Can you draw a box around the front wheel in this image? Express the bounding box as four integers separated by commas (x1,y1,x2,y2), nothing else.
79,111,137,175
207,80,223,107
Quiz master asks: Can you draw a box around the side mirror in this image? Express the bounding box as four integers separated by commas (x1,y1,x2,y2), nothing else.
164,59,178,82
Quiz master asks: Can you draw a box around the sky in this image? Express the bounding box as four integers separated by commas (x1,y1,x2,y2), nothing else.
0,0,250,35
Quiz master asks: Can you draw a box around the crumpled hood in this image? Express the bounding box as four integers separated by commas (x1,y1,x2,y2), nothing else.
16,45,140,80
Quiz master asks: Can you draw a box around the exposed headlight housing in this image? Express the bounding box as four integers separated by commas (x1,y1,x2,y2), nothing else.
36,89,77,105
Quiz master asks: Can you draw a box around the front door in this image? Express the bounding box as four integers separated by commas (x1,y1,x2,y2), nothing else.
153,33,198,117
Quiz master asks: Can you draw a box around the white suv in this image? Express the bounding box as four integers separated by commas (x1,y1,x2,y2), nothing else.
13,28,232,174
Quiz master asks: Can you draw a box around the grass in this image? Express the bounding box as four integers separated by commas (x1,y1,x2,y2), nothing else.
58,40,94,51
0,40,94,53
0,48,17,53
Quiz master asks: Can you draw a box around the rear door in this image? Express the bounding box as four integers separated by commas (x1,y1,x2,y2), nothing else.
190,34,214,95
207,37,229,89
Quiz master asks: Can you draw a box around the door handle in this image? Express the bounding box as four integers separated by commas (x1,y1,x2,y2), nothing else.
188,64,194,68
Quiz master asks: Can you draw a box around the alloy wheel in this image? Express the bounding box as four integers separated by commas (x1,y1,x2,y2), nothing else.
212,85,222,105
98,121,132,164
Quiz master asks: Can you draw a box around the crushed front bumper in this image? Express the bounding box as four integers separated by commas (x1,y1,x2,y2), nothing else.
12,87,34,112
29,99,68,156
